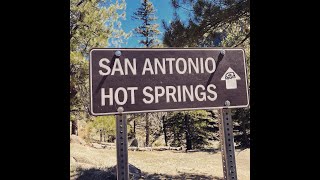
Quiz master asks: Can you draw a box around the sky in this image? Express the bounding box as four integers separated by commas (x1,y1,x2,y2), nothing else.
118,0,190,48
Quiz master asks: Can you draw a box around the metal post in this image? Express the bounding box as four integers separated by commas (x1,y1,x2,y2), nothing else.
116,107,129,180
219,108,238,180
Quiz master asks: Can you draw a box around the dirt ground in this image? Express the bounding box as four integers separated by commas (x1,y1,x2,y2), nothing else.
70,143,250,180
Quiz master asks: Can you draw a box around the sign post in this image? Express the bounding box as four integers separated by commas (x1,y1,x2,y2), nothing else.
219,103,238,180
115,107,129,180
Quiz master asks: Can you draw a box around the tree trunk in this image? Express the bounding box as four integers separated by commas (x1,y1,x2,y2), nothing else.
185,114,192,150
242,119,249,147
71,120,78,136
133,120,136,138
173,125,177,146
162,115,168,146
100,129,102,143
145,113,150,147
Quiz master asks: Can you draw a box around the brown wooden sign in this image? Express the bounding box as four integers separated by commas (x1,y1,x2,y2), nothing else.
90,48,249,115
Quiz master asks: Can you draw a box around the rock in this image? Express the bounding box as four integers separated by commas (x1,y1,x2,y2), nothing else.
91,142,102,149
128,147,138,151
129,163,142,180
70,135,87,145
129,138,138,147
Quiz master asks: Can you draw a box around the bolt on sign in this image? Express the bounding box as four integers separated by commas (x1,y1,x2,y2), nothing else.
90,48,249,115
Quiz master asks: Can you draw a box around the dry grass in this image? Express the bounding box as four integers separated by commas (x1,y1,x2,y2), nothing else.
71,143,250,180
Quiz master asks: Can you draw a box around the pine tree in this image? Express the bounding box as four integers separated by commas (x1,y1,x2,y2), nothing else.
165,110,218,150
163,0,250,149
70,0,130,135
132,0,161,146
132,0,160,47
163,0,249,47
232,108,250,149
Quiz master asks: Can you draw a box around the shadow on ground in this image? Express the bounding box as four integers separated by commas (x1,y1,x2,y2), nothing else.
171,148,220,154
74,166,116,180
74,164,223,180
142,172,224,180
74,164,141,180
